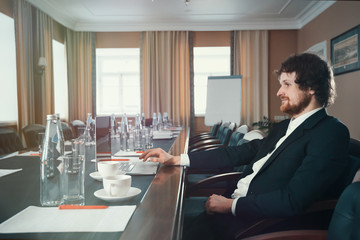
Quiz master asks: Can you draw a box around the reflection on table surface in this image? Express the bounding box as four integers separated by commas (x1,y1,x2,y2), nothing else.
0,127,189,240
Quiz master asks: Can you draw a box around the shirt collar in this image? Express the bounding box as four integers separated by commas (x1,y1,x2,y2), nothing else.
286,107,323,135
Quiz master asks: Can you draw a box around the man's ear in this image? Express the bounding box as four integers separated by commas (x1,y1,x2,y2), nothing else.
309,89,315,95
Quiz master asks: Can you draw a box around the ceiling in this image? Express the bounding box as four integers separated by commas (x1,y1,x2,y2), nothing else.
26,0,335,32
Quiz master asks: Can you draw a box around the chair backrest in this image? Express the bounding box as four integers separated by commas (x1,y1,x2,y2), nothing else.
236,125,249,135
0,127,24,155
22,124,46,149
243,130,266,141
218,122,236,145
210,120,223,136
327,182,360,240
228,131,245,147
215,121,231,139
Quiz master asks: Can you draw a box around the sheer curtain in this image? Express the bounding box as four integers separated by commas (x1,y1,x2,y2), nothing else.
34,9,54,124
141,31,191,127
66,29,94,122
231,30,268,126
14,0,35,133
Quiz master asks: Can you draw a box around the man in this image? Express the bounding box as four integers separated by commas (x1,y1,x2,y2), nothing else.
140,53,350,239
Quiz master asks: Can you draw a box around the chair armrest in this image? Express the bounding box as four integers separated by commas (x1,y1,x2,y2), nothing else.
189,139,221,151
189,144,225,153
186,172,243,195
189,135,216,145
190,132,212,141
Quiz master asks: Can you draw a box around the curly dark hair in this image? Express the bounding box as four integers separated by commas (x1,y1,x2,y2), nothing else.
276,53,336,107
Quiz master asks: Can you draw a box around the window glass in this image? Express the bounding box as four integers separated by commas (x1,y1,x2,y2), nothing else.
194,47,230,115
0,12,18,122
96,48,140,115
52,39,68,120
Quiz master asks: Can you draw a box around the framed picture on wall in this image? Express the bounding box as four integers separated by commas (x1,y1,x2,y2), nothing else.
306,40,327,60
331,25,360,75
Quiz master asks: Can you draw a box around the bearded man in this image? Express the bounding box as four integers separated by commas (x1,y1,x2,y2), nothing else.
140,53,350,240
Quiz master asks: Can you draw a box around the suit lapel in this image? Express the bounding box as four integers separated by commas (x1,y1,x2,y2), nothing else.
258,109,328,173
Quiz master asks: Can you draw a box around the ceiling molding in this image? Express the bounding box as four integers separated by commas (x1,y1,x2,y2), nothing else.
74,19,302,32
296,1,335,28
26,0,335,32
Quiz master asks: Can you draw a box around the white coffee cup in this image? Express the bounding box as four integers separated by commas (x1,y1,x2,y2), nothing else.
103,175,131,197
97,161,120,178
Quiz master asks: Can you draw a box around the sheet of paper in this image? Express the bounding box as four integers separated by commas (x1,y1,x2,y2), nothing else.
0,168,22,178
0,205,136,233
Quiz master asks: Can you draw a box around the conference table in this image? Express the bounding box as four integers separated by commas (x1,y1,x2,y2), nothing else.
0,127,189,240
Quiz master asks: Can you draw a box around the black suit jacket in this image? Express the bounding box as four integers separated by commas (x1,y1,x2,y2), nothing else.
188,109,350,218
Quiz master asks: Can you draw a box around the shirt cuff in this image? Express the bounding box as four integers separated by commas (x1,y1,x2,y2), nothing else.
231,197,239,216
180,154,190,167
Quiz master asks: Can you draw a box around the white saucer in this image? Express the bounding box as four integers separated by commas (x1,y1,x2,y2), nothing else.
89,171,126,181
94,187,141,202
89,172,103,181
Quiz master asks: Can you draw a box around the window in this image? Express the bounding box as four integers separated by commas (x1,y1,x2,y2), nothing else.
193,47,230,116
96,48,140,115
52,39,68,120
0,12,17,122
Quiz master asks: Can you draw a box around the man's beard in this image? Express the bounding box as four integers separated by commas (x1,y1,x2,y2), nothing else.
280,93,312,116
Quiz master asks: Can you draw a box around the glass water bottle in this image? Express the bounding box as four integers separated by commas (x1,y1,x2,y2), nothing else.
40,114,65,206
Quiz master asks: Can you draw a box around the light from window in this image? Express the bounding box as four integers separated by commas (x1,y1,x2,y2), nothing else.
194,47,230,116
0,12,18,122
53,40,68,120
96,48,140,115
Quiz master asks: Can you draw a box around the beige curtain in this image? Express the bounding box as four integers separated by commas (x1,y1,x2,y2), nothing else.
141,31,191,127
232,30,268,126
34,9,54,124
14,0,35,133
66,29,94,122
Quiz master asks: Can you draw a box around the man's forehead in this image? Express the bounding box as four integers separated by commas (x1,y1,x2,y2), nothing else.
279,72,296,82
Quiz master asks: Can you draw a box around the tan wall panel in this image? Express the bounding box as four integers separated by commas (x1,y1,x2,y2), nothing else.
53,21,65,43
0,0,13,18
268,30,298,122
193,31,230,47
298,1,360,139
96,32,140,48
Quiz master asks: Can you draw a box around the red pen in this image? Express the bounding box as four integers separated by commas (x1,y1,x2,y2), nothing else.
99,159,130,162
59,205,108,210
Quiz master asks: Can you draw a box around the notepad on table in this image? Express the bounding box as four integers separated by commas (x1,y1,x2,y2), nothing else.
0,205,136,233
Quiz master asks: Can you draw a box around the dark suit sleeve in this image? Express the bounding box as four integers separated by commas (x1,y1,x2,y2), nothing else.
188,138,263,170
235,118,350,218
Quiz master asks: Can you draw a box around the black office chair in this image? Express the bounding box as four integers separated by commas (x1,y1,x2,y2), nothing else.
189,120,222,144
22,124,46,149
189,121,230,147
189,124,249,153
189,122,236,152
0,127,24,155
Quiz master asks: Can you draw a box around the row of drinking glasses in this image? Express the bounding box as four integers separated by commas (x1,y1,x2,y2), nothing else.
119,127,153,152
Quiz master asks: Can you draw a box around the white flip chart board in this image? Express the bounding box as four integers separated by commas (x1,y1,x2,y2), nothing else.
204,75,242,126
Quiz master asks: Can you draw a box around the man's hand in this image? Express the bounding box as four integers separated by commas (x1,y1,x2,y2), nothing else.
205,194,234,215
139,148,181,165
